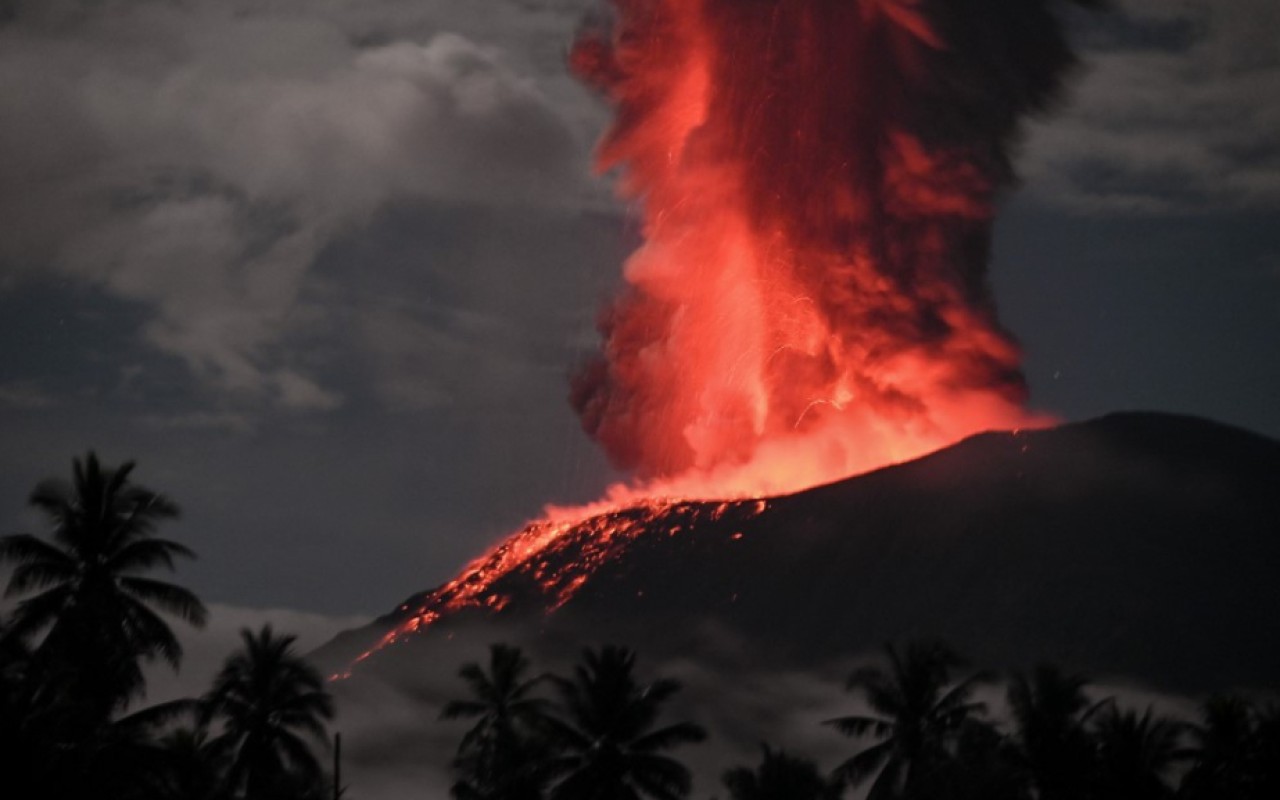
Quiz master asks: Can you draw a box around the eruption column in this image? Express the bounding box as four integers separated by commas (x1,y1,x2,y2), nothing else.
571,0,1089,496
343,1,1100,670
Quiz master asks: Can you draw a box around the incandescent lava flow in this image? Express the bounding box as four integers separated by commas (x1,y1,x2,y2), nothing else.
344,0,1100,672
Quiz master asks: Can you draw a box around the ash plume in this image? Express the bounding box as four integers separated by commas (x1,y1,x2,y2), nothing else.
569,0,1102,489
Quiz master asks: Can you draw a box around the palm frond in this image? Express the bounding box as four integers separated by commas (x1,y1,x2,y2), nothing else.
27,478,75,517
108,538,197,574
8,584,72,639
119,576,208,626
631,720,707,751
824,714,892,738
122,595,185,668
116,697,201,732
441,699,489,720
833,739,892,786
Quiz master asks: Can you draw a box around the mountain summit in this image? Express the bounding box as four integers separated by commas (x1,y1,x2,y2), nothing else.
328,412,1280,693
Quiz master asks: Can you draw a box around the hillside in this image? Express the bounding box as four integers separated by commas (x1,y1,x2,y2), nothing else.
323,412,1280,693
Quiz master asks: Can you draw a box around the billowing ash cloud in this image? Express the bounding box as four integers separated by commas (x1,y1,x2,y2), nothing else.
566,0,1102,489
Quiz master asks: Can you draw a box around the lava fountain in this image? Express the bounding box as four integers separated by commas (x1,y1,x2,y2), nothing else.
568,0,1098,496
345,0,1097,670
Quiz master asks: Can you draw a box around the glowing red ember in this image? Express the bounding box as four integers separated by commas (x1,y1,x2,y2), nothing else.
343,0,1093,673
567,0,1069,498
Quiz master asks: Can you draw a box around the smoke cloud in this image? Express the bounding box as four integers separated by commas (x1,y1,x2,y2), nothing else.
569,0,1101,490
0,0,585,409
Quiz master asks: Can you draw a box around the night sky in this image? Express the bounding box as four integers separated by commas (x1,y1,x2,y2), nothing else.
1,0,1277,625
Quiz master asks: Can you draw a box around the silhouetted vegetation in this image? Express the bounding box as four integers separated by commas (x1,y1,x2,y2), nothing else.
5,455,1279,799
441,643,554,800
199,625,336,799
824,641,990,798
722,745,843,800
0,453,334,800
440,640,1280,800
442,644,706,800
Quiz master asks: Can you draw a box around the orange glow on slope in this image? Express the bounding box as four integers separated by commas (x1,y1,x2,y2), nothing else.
339,499,766,675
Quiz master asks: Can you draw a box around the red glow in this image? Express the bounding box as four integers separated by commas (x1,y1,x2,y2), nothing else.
568,0,1050,498
339,499,767,673
339,0,1062,675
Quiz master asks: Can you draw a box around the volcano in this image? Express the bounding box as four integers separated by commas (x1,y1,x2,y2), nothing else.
324,411,1280,694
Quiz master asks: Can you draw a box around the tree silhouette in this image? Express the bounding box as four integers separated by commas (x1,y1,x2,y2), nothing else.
441,643,555,800
153,726,231,800
722,744,843,800
0,452,207,730
545,645,706,800
1089,704,1185,800
1249,704,1280,797
200,625,334,800
0,618,51,798
78,698,203,800
1006,665,1105,800
824,641,989,800
1179,695,1258,800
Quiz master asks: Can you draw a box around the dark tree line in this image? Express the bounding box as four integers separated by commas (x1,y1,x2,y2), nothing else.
7,453,1277,800
0,453,335,800
819,641,1280,800
441,643,707,800
443,641,1280,800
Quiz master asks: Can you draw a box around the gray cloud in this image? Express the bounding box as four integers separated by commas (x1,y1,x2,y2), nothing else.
0,379,60,410
0,0,596,409
358,299,548,412
1021,0,1280,214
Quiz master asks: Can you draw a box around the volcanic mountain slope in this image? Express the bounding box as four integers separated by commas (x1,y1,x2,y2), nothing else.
326,411,1280,693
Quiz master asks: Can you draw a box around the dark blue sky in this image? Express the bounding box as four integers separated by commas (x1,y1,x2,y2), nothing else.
1,0,1276,616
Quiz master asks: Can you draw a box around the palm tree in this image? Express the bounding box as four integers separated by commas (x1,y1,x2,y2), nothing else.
0,452,207,729
1006,665,1105,800
200,625,335,800
722,744,843,800
154,726,232,800
0,617,51,798
1249,704,1280,797
545,645,707,800
824,641,988,800
935,719,1026,800
441,643,555,800
1179,695,1256,800
79,698,203,800
1089,704,1186,800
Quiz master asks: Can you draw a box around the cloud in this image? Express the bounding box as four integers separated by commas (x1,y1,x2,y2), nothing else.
141,602,372,705
0,380,59,410
0,0,593,409
1021,0,1280,214
357,297,562,412
137,410,257,434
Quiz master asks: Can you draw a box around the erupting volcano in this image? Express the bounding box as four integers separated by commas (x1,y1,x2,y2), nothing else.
566,0,1095,493
343,0,1105,672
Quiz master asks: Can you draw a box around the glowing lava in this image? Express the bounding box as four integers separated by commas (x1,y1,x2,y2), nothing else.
344,0,1093,672
567,0,1087,494
340,497,768,676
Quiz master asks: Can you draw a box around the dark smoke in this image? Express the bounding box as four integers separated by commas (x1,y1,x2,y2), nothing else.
569,0,1105,479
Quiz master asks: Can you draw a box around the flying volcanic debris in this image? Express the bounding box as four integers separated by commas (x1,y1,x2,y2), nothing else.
343,0,1107,670
569,0,1101,497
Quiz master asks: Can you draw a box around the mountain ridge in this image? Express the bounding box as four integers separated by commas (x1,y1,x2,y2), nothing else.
321,411,1280,693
